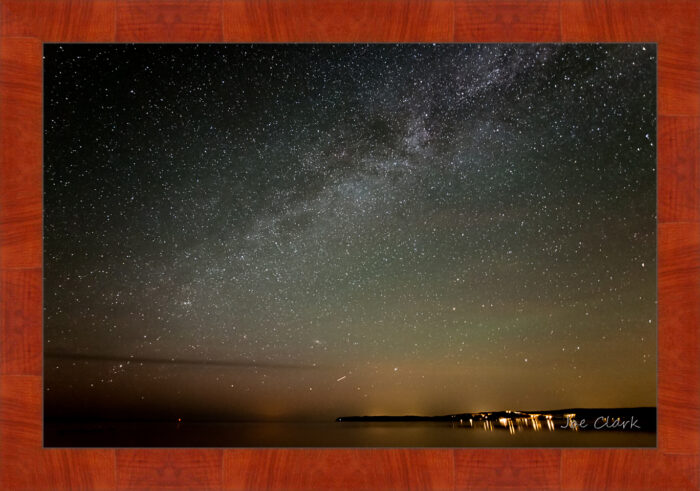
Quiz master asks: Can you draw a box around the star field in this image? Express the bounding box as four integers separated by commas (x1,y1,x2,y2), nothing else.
44,44,656,422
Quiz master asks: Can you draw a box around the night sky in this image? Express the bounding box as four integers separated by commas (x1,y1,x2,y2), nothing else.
44,44,656,422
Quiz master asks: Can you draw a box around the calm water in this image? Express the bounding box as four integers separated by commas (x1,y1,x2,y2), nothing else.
45,421,655,447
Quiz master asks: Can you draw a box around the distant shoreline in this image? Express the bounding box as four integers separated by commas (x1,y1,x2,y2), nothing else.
336,407,656,432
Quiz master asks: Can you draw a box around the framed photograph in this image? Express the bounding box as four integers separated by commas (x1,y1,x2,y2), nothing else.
43,42,657,450
1,1,698,489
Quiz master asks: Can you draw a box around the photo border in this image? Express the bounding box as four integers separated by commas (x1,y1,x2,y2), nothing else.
1,1,698,489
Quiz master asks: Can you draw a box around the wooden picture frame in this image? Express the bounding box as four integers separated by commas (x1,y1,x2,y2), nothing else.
1,1,697,489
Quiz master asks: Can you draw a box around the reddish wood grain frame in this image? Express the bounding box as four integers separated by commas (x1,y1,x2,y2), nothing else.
0,1,697,490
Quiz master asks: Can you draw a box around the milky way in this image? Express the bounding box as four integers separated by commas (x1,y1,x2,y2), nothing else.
44,44,656,422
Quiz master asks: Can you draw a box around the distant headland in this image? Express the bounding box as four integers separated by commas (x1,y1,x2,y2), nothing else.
336,407,656,432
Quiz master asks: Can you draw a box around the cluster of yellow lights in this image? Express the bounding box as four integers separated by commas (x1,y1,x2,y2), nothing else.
564,413,579,431
502,413,558,433
455,412,571,434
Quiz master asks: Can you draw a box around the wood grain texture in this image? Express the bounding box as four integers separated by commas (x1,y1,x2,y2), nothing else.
0,375,116,491
0,269,41,375
0,1,699,490
116,449,223,490
223,449,454,490
659,117,700,223
454,449,560,490
561,0,700,116
0,38,42,270
658,222,700,455
561,450,699,490
116,0,223,42
223,0,454,42
1,0,116,41
454,0,560,42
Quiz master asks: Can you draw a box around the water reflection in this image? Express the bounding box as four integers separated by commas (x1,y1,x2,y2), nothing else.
451,411,568,434
45,417,656,447
46,409,656,447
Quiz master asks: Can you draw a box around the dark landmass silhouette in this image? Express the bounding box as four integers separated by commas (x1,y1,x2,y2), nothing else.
336,407,656,431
